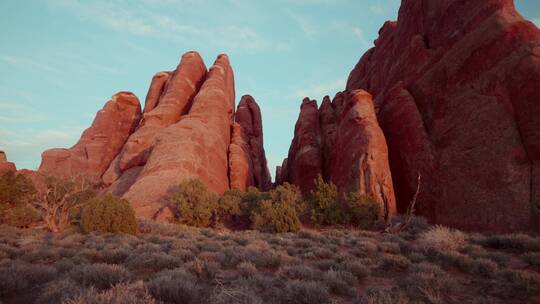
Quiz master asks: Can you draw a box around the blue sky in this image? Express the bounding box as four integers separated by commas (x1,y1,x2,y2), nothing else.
1,0,539,178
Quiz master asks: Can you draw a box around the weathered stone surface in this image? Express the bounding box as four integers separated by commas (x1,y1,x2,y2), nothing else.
346,0,540,231
284,98,322,193
109,52,207,182
39,92,141,180
123,54,235,218
0,151,16,175
229,122,253,191
142,71,172,114
231,95,272,191
329,90,396,217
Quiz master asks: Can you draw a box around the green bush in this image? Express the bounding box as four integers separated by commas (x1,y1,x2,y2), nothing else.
308,175,343,225
80,194,137,234
344,192,381,229
251,183,302,233
216,188,243,224
0,171,36,206
3,204,40,228
169,179,218,227
0,172,38,227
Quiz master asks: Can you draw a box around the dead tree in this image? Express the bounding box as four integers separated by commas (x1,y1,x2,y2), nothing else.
385,174,422,234
32,175,95,232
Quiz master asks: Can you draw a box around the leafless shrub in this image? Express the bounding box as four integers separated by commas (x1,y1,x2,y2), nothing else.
65,281,155,304
323,269,358,296
147,268,203,304
280,280,331,304
237,261,258,278
69,263,130,289
36,278,83,304
279,264,323,281
419,225,466,252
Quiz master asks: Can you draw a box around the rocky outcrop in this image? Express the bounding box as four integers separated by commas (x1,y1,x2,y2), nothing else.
122,54,236,218
39,92,141,180
346,0,540,231
35,51,271,220
0,151,16,175
229,95,272,191
284,98,322,193
280,92,396,217
103,53,207,185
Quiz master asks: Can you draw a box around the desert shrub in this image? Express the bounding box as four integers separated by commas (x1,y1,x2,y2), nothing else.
476,233,540,253
471,258,498,277
308,175,342,225
186,258,220,280
80,194,137,234
251,183,302,233
344,192,381,229
240,186,270,213
379,241,401,254
0,171,36,206
524,252,540,270
323,269,358,296
209,284,264,304
65,281,155,304
496,269,540,300
36,278,84,304
170,179,218,228
279,264,323,281
69,263,130,289
3,204,40,227
401,265,457,304
237,261,258,278
419,225,466,252
126,252,182,272
148,268,202,304
378,254,411,271
344,261,371,280
356,287,410,304
216,188,243,224
280,280,332,304
0,260,57,296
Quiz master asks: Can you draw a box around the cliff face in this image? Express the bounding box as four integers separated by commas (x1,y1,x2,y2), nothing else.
280,91,397,219
344,0,540,231
0,151,16,175
37,51,271,220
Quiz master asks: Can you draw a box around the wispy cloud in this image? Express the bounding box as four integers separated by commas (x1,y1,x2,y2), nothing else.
0,102,48,124
47,0,288,54
287,11,319,39
1,54,62,73
533,18,540,27
293,78,346,100
369,4,385,15
0,126,85,170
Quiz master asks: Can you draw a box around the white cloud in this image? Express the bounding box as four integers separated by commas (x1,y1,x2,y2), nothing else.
0,126,84,170
0,102,48,124
47,0,288,54
1,54,61,73
352,27,371,47
533,18,540,27
287,11,319,39
293,78,346,101
369,4,385,15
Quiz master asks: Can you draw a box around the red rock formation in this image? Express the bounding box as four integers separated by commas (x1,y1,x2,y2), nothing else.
329,90,396,216
39,92,141,180
142,71,171,114
280,91,396,217
229,95,272,191
103,52,207,185
284,98,322,193
0,151,16,175
229,122,253,191
123,54,235,218
346,0,540,231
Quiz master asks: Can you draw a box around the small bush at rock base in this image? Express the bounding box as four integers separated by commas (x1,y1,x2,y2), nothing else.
80,195,137,234
170,179,218,228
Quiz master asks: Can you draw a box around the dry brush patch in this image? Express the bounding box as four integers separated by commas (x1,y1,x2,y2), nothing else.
0,224,538,304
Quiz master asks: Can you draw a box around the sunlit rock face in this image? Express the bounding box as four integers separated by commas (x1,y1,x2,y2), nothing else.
38,51,271,221
0,151,17,175
345,0,540,232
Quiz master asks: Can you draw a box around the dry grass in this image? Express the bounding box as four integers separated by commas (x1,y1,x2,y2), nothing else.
0,222,539,304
